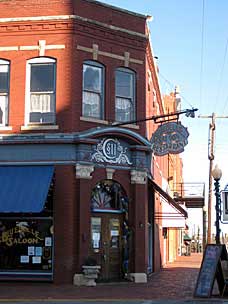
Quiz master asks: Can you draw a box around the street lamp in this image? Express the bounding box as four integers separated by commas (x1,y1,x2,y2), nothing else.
211,164,222,245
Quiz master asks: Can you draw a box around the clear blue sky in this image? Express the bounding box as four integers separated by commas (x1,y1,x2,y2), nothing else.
101,0,228,234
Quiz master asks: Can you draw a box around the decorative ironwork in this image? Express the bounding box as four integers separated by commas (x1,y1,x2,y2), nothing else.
91,138,132,165
91,180,128,211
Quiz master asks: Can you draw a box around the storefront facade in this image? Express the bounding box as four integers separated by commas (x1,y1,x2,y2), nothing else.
0,0,187,283
0,127,154,282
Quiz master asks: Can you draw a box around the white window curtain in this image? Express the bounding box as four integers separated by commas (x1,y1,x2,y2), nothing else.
30,94,54,113
30,94,55,123
83,91,101,118
115,97,132,122
0,95,7,126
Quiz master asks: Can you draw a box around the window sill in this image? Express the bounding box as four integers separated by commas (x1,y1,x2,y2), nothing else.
0,126,13,131
21,125,59,131
80,116,109,125
112,123,139,130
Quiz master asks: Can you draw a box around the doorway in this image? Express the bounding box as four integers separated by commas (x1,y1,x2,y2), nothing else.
90,213,123,281
90,180,129,281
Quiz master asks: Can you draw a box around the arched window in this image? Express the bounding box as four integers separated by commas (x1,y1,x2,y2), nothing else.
82,60,104,119
91,180,128,213
115,67,135,122
26,57,56,125
0,59,10,126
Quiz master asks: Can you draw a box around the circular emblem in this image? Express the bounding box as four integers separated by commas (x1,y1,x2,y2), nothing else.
103,138,118,160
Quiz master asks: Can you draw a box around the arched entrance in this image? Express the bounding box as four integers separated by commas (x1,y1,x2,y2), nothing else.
90,180,130,281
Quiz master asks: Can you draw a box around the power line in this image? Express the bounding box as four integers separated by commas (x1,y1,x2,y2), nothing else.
159,72,194,108
199,0,205,111
215,37,228,114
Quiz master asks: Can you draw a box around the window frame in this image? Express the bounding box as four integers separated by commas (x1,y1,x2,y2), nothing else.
0,59,10,126
82,60,104,120
115,67,136,123
25,57,56,126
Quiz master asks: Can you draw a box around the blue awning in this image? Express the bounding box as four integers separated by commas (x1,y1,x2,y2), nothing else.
0,166,54,213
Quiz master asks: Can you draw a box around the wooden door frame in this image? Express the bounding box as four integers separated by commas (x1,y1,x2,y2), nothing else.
90,212,123,281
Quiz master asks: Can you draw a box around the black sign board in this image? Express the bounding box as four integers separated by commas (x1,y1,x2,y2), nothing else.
194,244,227,298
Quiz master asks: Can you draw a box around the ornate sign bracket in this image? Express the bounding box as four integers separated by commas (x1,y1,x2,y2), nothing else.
112,108,198,126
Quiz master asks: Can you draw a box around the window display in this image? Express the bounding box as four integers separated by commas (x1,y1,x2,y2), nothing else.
0,218,53,274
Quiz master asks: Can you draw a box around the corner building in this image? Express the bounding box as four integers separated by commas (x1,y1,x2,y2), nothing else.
0,0,187,283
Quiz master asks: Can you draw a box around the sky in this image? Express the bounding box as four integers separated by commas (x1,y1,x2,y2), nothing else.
101,0,228,236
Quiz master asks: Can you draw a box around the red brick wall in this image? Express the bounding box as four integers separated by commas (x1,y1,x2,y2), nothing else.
0,0,73,18
0,0,148,137
0,0,146,36
54,165,76,283
74,0,147,34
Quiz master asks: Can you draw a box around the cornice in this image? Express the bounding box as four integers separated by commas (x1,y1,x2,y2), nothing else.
0,127,151,148
0,20,73,34
0,14,148,39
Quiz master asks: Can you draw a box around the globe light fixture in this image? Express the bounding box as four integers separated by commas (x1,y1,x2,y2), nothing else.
211,164,222,244
212,164,222,181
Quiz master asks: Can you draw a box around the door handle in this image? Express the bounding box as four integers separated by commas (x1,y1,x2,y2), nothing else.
103,254,107,261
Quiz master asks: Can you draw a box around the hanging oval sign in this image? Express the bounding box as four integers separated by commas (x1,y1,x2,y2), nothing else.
150,122,189,156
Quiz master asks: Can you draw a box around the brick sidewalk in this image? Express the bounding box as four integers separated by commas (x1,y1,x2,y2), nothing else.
0,253,203,301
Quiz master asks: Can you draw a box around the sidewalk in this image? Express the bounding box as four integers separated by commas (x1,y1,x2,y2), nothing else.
0,253,208,301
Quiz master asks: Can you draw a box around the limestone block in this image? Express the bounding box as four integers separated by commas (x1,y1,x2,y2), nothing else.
129,272,147,283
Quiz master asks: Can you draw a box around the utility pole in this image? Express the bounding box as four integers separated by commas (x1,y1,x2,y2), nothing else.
208,113,215,244
199,113,228,244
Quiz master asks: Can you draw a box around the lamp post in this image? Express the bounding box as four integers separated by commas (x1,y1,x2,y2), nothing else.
211,164,222,245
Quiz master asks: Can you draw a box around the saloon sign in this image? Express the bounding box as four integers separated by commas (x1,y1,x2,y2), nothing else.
150,122,189,156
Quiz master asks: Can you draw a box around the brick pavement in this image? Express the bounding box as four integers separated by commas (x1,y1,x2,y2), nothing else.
0,253,207,301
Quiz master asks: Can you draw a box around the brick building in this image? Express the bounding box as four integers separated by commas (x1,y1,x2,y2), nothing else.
0,0,187,284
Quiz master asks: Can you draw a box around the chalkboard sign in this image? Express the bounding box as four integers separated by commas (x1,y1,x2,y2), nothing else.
194,244,227,298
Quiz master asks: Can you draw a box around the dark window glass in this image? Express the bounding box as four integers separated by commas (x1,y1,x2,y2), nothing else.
0,65,9,93
83,65,101,92
116,70,133,98
31,64,55,92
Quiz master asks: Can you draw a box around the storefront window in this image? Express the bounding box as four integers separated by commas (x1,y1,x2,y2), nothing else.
0,169,54,278
0,218,53,273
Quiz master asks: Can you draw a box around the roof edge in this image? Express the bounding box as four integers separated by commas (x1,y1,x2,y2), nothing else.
84,0,149,20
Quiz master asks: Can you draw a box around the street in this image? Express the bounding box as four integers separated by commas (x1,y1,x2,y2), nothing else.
1,300,228,304
0,254,226,304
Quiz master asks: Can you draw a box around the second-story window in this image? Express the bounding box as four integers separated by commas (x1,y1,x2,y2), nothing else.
82,60,104,119
115,68,135,123
26,57,56,125
0,59,9,126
